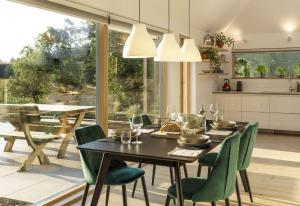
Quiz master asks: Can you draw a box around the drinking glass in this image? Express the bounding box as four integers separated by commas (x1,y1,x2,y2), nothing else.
121,130,131,144
166,105,177,121
131,115,143,144
209,104,215,120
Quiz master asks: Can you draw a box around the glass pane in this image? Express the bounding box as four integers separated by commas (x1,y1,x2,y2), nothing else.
233,51,300,78
108,27,161,127
0,1,96,203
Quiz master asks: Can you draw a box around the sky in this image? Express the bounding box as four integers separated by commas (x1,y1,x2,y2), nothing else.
0,0,82,62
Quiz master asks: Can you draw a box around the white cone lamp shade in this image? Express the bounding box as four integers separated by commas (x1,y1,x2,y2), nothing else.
155,33,182,62
123,24,156,58
181,38,202,62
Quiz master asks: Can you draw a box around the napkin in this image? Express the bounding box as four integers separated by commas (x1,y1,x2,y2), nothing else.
206,130,232,136
140,129,155,134
168,147,203,157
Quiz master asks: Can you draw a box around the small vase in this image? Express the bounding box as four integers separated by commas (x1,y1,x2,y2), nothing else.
216,40,224,48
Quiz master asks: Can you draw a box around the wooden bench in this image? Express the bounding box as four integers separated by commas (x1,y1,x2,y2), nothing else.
0,105,70,172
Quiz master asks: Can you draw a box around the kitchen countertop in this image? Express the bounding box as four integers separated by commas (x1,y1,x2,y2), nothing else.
212,91,300,95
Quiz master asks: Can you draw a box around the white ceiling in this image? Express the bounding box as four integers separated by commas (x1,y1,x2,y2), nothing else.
49,0,300,36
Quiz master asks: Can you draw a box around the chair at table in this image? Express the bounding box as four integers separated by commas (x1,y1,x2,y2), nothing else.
165,131,241,206
130,114,188,200
75,125,149,206
197,122,259,206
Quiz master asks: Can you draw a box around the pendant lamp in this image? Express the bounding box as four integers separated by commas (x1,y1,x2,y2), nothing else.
155,0,182,62
181,0,202,62
123,0,156,58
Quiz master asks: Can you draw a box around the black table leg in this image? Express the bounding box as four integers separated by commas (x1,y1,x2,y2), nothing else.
90,153,111,206
174,161,184,206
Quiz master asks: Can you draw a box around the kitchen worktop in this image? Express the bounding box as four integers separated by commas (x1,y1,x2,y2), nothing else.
212,91,300,95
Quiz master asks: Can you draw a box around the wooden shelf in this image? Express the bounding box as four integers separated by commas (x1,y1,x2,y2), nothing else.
199,45,229,52
201,59,229,63
198,72,229,76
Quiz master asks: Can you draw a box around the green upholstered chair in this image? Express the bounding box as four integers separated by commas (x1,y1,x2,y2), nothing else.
197,122,259,206
165,131,241,206
75,125,149,206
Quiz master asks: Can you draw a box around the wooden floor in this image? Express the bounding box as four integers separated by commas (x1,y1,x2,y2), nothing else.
0,133,300,206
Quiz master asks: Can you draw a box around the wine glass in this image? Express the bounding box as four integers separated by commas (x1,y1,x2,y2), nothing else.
166,105,176,121
131,115,143,144
209,104,215,120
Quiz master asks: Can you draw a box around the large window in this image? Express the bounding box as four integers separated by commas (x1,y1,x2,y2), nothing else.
108,27,161,124
233,50,300,78
0,1,96,204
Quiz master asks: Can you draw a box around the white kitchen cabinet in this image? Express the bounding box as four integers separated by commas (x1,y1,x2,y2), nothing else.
242,95,270,112
220,110,242,122
270,95,300,114
213,94,242,111
270,113,300,131
242,112,270,129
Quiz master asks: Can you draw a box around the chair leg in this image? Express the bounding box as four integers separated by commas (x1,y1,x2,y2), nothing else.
225,198,230,206
169,167,176,205
122,185,128,206
211,201,216,206
244,170,254,203
141,176,150,206
81,183,90,206
132,163,142,198
152,164,156,186
236,176,242,206
165,195,171,206
183,163,188,178
239,170,249,192
105,186,110,206
208,166,212,176
197,165,202,177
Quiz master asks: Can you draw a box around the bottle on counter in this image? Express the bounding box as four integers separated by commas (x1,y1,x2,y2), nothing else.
237,81,243,92
198,105,207,132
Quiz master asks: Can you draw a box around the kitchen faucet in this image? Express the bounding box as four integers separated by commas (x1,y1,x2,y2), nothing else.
289,75,295,92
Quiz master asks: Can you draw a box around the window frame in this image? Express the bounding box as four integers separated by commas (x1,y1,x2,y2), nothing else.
232,47,300,79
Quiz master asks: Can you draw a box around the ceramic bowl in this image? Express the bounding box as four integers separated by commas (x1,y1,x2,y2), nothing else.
180,134,209,145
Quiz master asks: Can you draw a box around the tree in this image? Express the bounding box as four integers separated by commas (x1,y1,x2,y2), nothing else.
8,47,51,103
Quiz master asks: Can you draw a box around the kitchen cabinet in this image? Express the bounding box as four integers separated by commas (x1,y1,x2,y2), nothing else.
212,92,300,131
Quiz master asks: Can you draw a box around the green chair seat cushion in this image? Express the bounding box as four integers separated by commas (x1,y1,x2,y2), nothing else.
104,166,145,185
168,177,206,200
198,152,218,166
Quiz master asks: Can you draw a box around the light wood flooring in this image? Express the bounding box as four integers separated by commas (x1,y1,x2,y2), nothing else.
0,133,300,206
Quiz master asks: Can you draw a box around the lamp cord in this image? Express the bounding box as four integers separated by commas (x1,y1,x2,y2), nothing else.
168,0,170,32
188,0,191,37
138,0,141,23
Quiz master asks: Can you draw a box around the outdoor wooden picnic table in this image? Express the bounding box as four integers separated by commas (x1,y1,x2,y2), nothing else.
28,104,96,158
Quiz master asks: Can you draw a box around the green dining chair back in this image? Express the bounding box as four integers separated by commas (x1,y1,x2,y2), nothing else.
238,122,259,170
74,125,126,184
192,131,241,202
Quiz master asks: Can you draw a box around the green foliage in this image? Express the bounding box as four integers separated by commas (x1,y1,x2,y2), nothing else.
215,32,235,47
256,65,268,77
277,66,286,78
294,64,300,75
8,48,51,103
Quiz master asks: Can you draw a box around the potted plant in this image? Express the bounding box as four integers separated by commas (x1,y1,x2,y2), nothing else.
215,32,235,48
237,58,250,78
256,65,268,78
199,48,209,59
277,66,286,78
294,64,300,78
208,50,222,73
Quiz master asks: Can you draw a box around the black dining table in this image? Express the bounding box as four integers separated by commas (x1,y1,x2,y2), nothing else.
77,122,246,206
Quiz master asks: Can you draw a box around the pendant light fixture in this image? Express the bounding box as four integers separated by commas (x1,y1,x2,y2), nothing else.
155,0,182,62
123,0,156,58
181,0,202,62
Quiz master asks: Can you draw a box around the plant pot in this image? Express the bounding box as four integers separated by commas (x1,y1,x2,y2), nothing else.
296,74,300,78
200,52,209,59
216,40,224,48
279,74,285,78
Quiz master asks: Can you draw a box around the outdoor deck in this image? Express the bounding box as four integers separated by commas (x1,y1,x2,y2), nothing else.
0,131,299,206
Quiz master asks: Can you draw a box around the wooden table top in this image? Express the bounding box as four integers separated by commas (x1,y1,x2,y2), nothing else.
26,104,96,114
